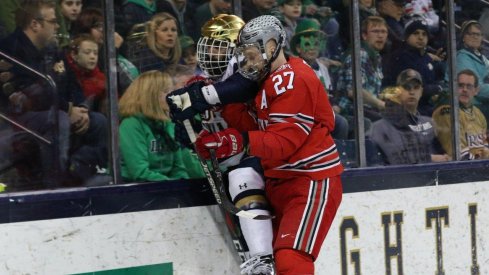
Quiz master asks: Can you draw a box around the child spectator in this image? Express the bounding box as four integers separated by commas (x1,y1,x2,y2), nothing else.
179,35,202,75
72,8,138,94
56,0,82,47
119,70,197,182
65,34,106,113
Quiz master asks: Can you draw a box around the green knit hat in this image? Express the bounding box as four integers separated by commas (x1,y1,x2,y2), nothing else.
179,35,195,50
290,19,326,55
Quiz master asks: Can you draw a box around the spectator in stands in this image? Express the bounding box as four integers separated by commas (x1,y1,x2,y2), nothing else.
194,0,232,35
242,0,277,22
383,17,445,116
65,34,106,113
277,0,303,53
432,69,489,160
456,20,489,121
72,8,138,94
337,16,388,135
369,69,450,165
56,0,82,47
376,0,406,53
126,12,181,73
0,0,108,186
119,70,196,181
179,35,202,75
291,18,348,139
156,0,196,38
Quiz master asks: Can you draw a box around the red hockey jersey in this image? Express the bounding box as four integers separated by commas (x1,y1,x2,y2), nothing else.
248,57,344,179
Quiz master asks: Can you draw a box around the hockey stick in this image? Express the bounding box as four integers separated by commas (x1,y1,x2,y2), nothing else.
182,119,272,220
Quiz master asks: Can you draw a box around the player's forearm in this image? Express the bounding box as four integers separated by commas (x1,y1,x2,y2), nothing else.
205,72,259,105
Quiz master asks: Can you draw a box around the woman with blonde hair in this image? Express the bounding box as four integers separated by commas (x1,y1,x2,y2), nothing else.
119,70,195,182
126,12,181,73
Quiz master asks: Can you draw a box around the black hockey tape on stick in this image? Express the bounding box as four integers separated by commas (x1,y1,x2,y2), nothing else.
182,120,272,220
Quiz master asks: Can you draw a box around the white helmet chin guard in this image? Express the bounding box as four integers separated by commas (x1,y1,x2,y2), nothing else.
235,15,286,81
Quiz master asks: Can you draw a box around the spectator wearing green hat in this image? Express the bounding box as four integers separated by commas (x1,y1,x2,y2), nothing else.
179,35,202,75
291,19,349,139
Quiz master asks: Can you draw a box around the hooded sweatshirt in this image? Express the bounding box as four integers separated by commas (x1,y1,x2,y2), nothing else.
369,100,437,165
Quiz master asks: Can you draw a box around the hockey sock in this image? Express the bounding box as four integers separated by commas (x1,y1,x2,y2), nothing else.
274,248,314,275
239,209,274,256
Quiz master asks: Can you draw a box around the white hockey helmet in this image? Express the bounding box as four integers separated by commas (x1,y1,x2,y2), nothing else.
235,15,286,81
197,14,245,79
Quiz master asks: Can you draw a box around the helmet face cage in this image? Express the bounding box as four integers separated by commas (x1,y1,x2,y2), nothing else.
197,14,245,79
235,42,268,81
237,15,286,81
197,37,234,79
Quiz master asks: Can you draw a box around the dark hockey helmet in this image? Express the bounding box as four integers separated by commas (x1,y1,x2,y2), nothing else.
197,14,245,79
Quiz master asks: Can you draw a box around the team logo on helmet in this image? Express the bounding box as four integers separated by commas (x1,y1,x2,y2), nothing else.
197,14,245,79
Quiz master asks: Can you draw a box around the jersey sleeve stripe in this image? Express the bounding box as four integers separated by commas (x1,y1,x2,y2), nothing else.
269,113,314,124
295,122,311,135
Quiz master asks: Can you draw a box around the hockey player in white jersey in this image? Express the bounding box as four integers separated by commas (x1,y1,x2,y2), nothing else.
193,14,275,275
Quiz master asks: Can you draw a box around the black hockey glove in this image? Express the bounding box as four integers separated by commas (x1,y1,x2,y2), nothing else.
166,81,212,122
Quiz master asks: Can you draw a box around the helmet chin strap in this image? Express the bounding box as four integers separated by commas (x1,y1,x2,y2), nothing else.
262,36,284,79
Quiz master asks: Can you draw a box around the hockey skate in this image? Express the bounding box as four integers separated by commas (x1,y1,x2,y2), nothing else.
240,253,275,275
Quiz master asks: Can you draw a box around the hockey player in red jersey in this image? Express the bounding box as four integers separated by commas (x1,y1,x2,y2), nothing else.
192,14,275,274
168,15,344,274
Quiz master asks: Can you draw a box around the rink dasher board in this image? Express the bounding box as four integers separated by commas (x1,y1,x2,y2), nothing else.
0,180,487,275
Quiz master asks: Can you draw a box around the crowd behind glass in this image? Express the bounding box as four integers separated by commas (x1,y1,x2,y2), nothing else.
0,0,488,192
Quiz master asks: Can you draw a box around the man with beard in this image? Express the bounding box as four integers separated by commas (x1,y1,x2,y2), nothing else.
0,0,108,187
337,16,388,134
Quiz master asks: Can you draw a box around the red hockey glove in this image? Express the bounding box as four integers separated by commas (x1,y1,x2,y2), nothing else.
195,128,244,159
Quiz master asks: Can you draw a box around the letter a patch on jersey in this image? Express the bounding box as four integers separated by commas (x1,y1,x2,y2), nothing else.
260,89,268,110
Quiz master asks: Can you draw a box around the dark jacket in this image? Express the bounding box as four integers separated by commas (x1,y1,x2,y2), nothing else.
368,100,438,165
0,28,85,113
383,43,446,115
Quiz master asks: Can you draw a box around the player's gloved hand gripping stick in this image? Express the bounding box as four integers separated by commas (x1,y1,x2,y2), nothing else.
168,95,272,220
